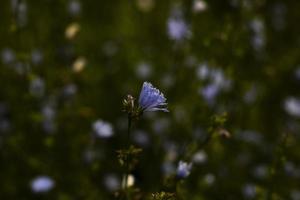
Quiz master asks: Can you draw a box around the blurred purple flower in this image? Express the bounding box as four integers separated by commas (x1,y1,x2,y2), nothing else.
103,174,120,192
242,183,256,198
68,0,81,16
30,176,55,193
92,120,114,138
167,7,191,41
176,161,192,178
200,83,219,103
138,82,168,112
167,17,190,41
284,97,300,117
1,48,15,64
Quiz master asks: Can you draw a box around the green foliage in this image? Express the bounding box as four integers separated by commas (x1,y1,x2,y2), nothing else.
150,192,176,200
116,145,143,170
0,0,300,199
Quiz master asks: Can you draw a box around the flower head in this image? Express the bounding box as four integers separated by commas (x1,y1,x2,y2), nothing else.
30,176,55,193
92,119,114,138
138,82,168,112
177,161,192,178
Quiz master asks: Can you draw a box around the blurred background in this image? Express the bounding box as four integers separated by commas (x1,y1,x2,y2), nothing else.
1,0,300,199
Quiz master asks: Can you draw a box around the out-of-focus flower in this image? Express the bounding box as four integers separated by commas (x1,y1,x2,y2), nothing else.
30,176,55,193
62,83,77,98
103,174,120,192
31,49,43,65
16,1,28,27
167,8,191,41
92,120,114,138
295,67,300,80
210,68,231,89
42,104,55,120
72,56,86,73
200,83,219,103
29,77,45,98
138,82,168,112
167,18,190,41
42,103,56,133
176,161,192,178
284,97,300,117
196,63,210,80
136,62,152,79
68,0,81,16
193,0,207,13
291,190,300,200
193,150,207,164
249,18,265,51
284,161,296,176
1,48,15,64
252,164,268,179
65,22,80,39
242,184,256,198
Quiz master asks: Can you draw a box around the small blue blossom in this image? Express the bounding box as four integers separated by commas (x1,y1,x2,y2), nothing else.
30,176,55,193
284,97,300,117
138,82,168,112
92,119,114,138
176,161,192,178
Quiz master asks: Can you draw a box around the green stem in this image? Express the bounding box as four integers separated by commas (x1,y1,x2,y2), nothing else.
124,113,132,200
127,114,132,148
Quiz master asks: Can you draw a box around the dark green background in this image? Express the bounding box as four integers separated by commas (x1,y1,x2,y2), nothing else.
1,0,300,199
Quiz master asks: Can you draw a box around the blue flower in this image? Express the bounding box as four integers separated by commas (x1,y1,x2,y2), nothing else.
177,161,192,178
138,82,168,112
31,175,55,193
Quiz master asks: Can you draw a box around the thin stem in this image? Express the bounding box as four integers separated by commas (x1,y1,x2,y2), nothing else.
126,113,132,148
124,113,132,200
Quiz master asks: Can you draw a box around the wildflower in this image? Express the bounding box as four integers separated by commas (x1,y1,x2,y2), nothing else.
167,17,190,41
284,97,300,117
192,150,207,164
68,0,81,16
103,174,120,192
29,77,45,98
176,161,192,178
1,48,15,64
31,49,43,65
30,176,55,193
200,83,219,103
242,184,256,198
92,120,114,138
138,82,168,113
136,62,152,79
